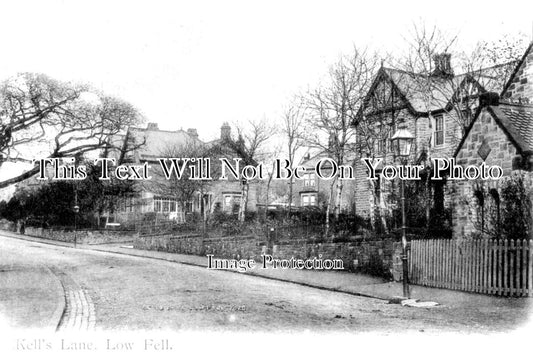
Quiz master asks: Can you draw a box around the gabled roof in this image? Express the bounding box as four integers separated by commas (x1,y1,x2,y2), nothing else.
383,67,460,113
454,102,533,157
127,126,204,161
357,61,516,123
299,151,328,167
495,104,533,153
501,42,533,97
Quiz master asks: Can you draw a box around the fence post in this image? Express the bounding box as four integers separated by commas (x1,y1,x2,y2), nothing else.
529,239,533,297
521,239,526,296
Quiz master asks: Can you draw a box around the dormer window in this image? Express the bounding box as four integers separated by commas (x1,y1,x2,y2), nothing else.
434,114,445,146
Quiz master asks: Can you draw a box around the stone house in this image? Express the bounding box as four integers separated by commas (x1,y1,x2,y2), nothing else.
292,151,357,212
105,122,262,226
452,42,533,239
353,54,516,228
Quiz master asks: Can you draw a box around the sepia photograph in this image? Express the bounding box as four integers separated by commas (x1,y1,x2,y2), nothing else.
0,0,532,354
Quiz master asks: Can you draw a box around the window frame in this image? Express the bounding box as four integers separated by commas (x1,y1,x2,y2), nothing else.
434,114,445,147
301,193,318,207
222,193,241,212
303,173,315,187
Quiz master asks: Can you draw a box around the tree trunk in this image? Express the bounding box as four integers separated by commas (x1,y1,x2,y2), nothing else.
288,178,293,216
368,177,388,233
238,180,249,222
325,179,336,237
334,179,344,218
379,188,388,232
264,173,273,221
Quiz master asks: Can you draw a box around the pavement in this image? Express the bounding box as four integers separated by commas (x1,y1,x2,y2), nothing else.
1,230,531,330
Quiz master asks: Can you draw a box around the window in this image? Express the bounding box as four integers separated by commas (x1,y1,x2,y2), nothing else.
223,193,241,212
388,124,396,153
154,199,162,212
303,173,315,187
434,115,445,146
153,197,179,213
377,138,386,154
301,193,317,207
118,197,135,213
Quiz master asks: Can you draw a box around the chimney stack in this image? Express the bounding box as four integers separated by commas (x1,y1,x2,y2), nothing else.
146,122,159,130
221,122,231,140
432,53,454,78
187,128,199,140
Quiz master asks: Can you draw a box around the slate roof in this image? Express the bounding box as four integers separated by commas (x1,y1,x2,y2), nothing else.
127,126,204,162
454,102,533,156
360,62,516,120
383,68,461,113
494,103,533,153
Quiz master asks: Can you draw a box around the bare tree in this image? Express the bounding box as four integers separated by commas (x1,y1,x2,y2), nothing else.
356,22,527,231
0,72,142,188
355,64,400,231
280,97,306,214
305,47,379,227
400,22,526,136
220,118,273,222
155,140,210,211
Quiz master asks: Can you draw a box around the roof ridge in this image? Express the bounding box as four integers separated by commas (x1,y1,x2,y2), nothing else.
130,126,190,135
386,60,517,78
455,60,518,76
382,67,421,76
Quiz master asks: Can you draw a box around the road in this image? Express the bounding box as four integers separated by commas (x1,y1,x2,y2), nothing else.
0,234,530,333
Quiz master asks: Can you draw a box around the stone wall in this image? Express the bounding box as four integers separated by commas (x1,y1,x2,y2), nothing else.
21,226,137,245
452,106,530,238
134,232,404,280
134,233,267,260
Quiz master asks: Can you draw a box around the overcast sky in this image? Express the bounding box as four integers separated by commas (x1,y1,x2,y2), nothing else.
0,0,532,143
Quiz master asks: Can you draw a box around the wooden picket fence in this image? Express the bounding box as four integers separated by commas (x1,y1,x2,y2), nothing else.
409,239,533,297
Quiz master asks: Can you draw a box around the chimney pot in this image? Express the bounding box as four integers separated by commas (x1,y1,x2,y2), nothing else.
432,53,454,78
187,128,198,140
221,122,231,140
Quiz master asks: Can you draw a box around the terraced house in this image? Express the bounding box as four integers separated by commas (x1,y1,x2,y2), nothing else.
353,52,517,230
